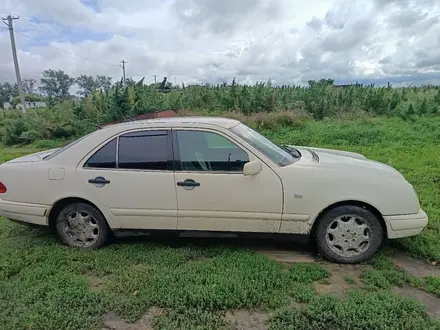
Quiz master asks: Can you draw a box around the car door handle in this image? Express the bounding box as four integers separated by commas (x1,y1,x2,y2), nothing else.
88,176,110,185
177,179,200,187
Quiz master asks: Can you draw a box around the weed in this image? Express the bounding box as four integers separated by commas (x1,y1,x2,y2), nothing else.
289,263,330,283
410,276,440,298
291,283,317,303
154,308,225,330
269,291,440,330
362,269,408,290
364,253,440,299
345,276,357,285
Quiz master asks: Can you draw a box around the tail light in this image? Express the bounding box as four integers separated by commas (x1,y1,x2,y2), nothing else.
0,182,6,193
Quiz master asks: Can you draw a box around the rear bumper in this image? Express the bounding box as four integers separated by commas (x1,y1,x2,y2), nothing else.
0,199,49,226
384,209,428,239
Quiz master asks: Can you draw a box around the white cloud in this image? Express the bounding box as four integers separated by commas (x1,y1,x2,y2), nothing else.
0,0,439,86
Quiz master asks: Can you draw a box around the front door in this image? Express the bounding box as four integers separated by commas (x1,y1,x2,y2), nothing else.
76,129,178,230
172,128,283,233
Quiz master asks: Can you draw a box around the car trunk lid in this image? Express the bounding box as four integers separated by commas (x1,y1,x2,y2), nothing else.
3,148,59,164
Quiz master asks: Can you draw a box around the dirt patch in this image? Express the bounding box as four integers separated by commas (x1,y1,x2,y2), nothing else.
87,275,105,293
254,249,315,264
314,263,371,297
224,309,270,330
393,286,440,318
391,252,440,278
101,307,165,330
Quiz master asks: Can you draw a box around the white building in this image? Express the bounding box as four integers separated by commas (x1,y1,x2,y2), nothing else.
2,102,12,110
2,101,47,110
16,101,47,110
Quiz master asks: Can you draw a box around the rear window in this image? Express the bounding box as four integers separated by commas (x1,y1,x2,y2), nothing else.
44,131,95,160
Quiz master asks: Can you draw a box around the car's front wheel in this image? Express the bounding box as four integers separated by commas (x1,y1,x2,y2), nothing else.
55,202,109,249
315,205,384,264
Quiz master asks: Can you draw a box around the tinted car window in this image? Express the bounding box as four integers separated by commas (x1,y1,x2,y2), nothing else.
118,131,168,170
84,138,117,168
176,130,249,172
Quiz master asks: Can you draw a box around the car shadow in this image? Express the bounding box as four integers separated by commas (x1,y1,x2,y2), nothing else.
110,230,316,255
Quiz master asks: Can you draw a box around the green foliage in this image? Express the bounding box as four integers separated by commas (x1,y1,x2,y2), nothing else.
289,263,330,283
39,69,75,100
76,75,113,96
3,81,440,140
362,269,408,290
423,277,440,297
362,253,440,299
154,308,225,330
0,221,294,330
345,276,357,285
0,82,13,105
269,291,440,330
22,78,37,95
410,276,440,298
291,283,317,303
0,105,80,145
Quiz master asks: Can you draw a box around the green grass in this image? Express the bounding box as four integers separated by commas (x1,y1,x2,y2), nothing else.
0,223,338,330
269,291,440,330
0,139,66,163
1,116,440,329
345,276,357,285
3,225,436,330
290,283,317,303
289,262,330,283
360,252,440,300
154,308,225,330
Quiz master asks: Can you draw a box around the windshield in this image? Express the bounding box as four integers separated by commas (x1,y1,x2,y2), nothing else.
230,123,297,166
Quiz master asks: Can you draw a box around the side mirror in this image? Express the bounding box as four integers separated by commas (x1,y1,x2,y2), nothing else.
243,160,262,176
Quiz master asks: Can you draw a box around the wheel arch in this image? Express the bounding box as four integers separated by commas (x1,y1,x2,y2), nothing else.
308,200,388,244
47,196,110,230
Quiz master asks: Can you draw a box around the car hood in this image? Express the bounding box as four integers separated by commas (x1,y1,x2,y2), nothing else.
4,148,60,164
292,145,367,160
290,145,404,180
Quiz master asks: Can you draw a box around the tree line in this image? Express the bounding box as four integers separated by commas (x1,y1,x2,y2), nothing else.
0,69,177,107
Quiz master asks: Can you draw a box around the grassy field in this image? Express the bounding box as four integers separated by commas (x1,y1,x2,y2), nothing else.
1,116,440,329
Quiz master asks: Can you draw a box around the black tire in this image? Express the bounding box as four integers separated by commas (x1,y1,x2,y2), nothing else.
315,205,384,264
55,202,109,249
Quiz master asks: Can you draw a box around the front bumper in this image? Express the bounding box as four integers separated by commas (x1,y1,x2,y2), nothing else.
0,199,49,226
384,208,428,239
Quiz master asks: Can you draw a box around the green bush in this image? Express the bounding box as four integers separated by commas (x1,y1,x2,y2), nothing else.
2,81,440,146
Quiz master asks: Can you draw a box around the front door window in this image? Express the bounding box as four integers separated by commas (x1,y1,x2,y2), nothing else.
175,130,249,172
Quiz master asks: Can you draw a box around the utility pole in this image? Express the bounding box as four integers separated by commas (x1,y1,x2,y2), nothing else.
2,15,26,113
154,75,157,84
120,60,127,85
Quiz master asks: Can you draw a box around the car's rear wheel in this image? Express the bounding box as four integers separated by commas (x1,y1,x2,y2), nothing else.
315,205,384,264
55,202,109,249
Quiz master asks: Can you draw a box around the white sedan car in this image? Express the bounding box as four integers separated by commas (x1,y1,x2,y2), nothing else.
0,117,428,263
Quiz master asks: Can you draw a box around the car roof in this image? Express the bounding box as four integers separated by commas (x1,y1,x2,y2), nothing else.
103,116,241,130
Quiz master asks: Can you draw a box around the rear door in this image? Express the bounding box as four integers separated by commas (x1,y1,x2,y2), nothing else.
172,128,283,233
75,129,178,230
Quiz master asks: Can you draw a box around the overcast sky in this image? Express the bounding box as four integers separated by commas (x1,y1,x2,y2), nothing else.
0,0,439,86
